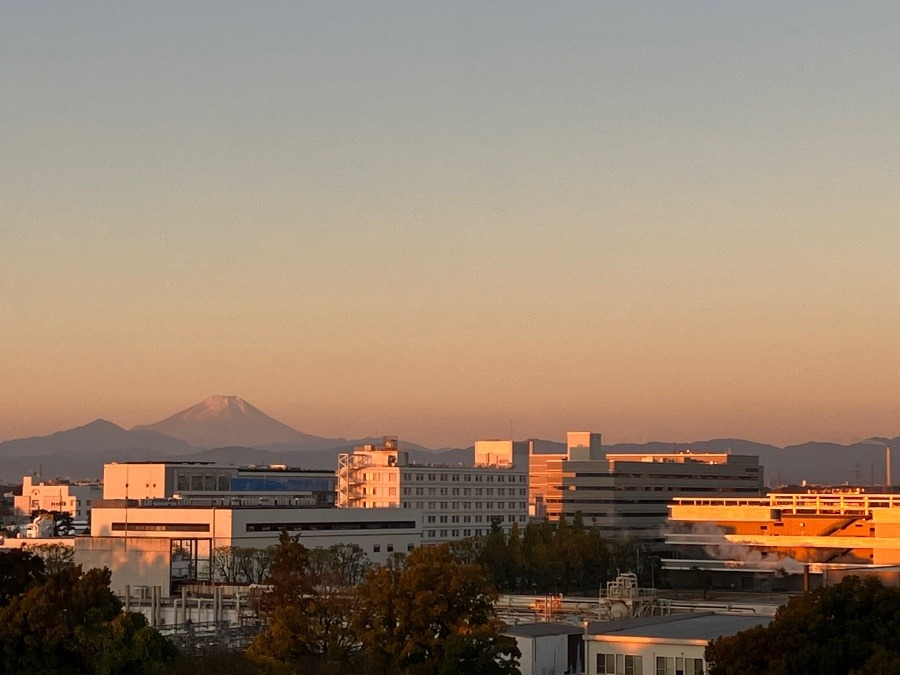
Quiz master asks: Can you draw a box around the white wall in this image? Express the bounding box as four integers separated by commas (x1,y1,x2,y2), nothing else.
586,637,707,675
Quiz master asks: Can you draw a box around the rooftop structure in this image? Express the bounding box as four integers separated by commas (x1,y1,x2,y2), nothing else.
102,461,335,507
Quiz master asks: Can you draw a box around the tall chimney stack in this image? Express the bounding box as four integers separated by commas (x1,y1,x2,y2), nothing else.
887,446,892,492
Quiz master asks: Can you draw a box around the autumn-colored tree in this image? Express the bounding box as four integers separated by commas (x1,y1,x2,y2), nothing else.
353,544,519,675
30,541,76,574
248,532,360,673
706,576,900,675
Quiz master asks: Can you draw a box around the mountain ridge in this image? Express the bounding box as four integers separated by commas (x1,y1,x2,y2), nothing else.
2,397,898,486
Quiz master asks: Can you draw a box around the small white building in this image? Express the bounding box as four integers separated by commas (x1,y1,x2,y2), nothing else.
585,613,771,675
337,437,528,543
504,622,584,675
14,476,102,523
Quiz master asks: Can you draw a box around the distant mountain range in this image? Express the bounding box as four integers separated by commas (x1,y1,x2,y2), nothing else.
0,396,897,488
0,396,467,481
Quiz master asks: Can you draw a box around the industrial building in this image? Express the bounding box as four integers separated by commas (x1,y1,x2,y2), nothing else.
102,461,335,506
529,434,763,541
664,486,900,591
337,437,528,542
58,460,418,595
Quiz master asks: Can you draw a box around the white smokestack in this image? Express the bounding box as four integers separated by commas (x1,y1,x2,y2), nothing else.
887,446,892,491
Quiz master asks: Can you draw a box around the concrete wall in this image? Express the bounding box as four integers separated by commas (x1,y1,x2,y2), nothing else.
90,504,423,567
103,464,169,500
75,536,172,596
515,634,572,675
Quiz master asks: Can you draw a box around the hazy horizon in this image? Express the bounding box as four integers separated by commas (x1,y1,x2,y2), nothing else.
3,3,898,449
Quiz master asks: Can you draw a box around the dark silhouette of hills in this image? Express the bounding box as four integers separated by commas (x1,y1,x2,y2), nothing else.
0,419,192,457
1,396,897,487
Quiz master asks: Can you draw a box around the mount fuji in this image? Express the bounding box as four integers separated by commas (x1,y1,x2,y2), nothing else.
132,395,336,450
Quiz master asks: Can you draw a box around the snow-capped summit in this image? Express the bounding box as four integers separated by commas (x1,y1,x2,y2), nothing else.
133,396,314,449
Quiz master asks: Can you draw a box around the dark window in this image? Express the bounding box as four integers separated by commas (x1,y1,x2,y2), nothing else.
111,522,210,532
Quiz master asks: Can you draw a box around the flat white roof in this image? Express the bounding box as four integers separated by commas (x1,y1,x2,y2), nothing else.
587,613,770,642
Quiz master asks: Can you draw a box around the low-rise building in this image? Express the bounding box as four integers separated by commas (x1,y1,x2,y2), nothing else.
89,500,422,583
504,622,584,675
13,476,102,523
337,437,528,542
585,613,771,675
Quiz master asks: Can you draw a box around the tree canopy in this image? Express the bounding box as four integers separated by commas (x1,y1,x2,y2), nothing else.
353,544,520,675
706,576,900,675
0,551,178,675
249,536,519,675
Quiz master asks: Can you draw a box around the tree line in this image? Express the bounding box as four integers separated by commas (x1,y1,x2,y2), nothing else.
455,514,651,595
244,532,519,675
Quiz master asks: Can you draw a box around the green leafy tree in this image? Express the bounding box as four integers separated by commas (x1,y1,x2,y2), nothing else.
706,576,900,675
0,549,46,606
86,611,179,675
0,564,178,674
505,522,524,592
353,544,520,675
438,625,520,675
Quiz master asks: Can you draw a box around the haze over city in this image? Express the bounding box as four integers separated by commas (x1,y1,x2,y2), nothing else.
2,2,898,449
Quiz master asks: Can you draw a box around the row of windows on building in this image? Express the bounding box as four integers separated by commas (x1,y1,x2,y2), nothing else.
403,487,526,496
362,472,526,483
371,543,416,554
424,527,500,539
425,513,527,524
401,501,528,511
175,472,231,492
596,653,705,675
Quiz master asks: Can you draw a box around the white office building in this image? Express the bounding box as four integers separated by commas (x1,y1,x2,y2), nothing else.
337,437,528,542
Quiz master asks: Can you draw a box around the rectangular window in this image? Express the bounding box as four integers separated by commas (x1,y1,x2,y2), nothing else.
625,655,643,675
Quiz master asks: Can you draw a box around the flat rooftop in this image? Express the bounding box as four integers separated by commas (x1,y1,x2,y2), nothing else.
504,622,584,638
587,613,771,642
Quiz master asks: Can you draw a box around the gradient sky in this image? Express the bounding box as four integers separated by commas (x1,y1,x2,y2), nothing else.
2,2,898,448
